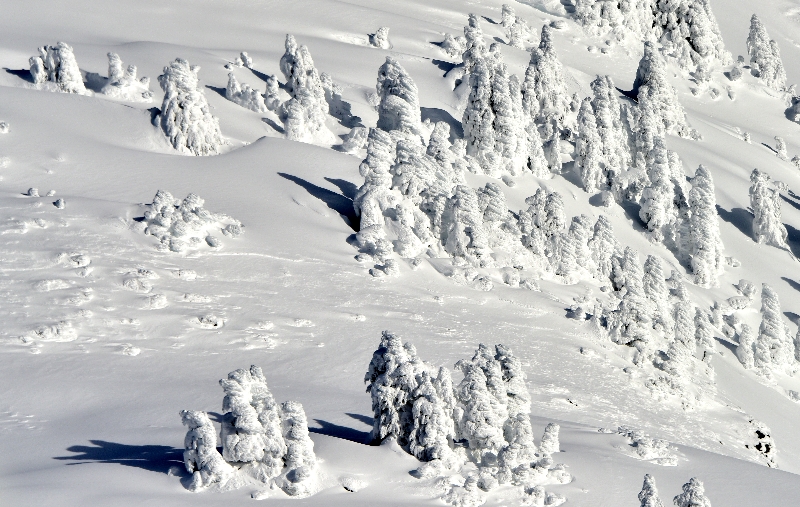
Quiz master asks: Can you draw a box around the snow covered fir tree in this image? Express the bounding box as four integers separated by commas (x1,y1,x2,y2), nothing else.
2,0,800,505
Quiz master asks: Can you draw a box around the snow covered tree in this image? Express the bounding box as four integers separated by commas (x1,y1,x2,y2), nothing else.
157,58,224,156
463,14,487,74
225,73,268,113
371,26,391,49
364,331,423,446
494,344,535,463
539,422,560,455
542,118,562,174
180,410,234,491
442,33,467,60
376,57,423,138
462,59,497,174
673,477,712,507
640,136,676,243
279,35,329,138
633,42,695,139
219,366,286,481
280,400,317,496
695,308,716,363
29,42,86,93
749,168,789,248
523,25,569,124
102,52,152,102
663,283,697,373
409,371,457,463
638,474,665,507
443,185,491,265
455,359,508,464
688,165,724,287
774,136,788,161
590,215,621,282
607,248,652,361
643,255,674,335
653,0,730,70
747,15,787,91
736,323,756,369
575,97,603,192
755,284,794,371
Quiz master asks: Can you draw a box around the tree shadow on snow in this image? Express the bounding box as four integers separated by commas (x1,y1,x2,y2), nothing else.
262,117,285,134
324,177,358,200
780,194,800,213
431,59,458,77
53,440,184,475
783,222,800,258
781,276,800,294
4,68,33,83
761,142,778,155
278,172,359,231
421,107,463,140
716,205,754,240
205,84,226,99
309,419,370,444
83,72,108,93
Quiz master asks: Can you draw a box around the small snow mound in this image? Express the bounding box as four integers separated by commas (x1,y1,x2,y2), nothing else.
33,279,70,292
27,188,39,197
292,318,314,327
97,53,153,102
144,294,168,309
173,269,197,280
617,427,678,466
121,344,141,356
183,293,213,303
54,198,65,209
140,190,244,253
0,122,9,134
339,475,367,492
196,315,224,329
30,321,77,342
122,278,152,293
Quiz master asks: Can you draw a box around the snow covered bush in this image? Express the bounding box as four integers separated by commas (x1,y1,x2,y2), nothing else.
140,190,244,252
441,33,467,60
180,410,235,491
279,35,330,141
749,168,788,249
99,52,153,102
225,73,268,113
29,42,86,94
747,15,787,91
638,474,664,507
157,58,224,156
371,27,391,49
673,477,712,507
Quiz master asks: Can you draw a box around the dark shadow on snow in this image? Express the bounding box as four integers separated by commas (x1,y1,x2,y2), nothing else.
345,413,374,426
761,142,777,155
248,67,287,90
328,96,362,129
278,172,359,231
324,177,359,200
783,222,800,258
309,419,370,444
205,84,226,99
147,107,161,126
421,107,463,141
54,440,184,475
783,310,800,325
780,194,800,213
781,276,800,294
262,117,285,134
619,200,646,231
4,68,33,83
83,72,108,93
432,59,458,77
482,15,500,25
716,205,753,240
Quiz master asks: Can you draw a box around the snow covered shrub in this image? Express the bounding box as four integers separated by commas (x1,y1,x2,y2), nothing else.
371,27,391,49
157,58,223,156
638,474,665,507
633,42,696,139
539,423,560,455
749,169,788,249
747,15,787,91
280,401,318,496
774,136,788,160
100,53,153,102
376,57,423,139
225,73,268,113
441,33,468,60
687,165,724,287
28,42,86,94
673,477,712,507
180,410,234,491
279,35,330,140
141,190,244,252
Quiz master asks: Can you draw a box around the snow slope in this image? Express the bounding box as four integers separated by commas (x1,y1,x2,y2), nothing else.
1,0,800,505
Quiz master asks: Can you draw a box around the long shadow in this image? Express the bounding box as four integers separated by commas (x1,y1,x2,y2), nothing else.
309,419,369,444
4,68,33,83
781,194,800,213
324,177,358,200
421,107,463,140
278,173,359,231
54,440,183,475
205,84,226,99
147,107,161,126
784,310,800,325
262,117,285,134
432,59,457,77
328,95,362,129
781,276,800,293
346,412,374,426
716,205,754,240
619,200,646,231
784,222,800,257
761,142,778,155
249,68,287,90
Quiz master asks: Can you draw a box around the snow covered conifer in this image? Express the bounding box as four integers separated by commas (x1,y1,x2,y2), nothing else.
455,360,507,463
688,165,724,287
180,410,234,491
525,25,569,122
774,136,788,161
755,284,793,370
543,119,562,174
590,215,621,282
736,323,756,369
280,400,317,496
749,168,788,248
638,474,665,507
633,42,695,139
372,27,391,49
225,73,268,113
539,422,560,455
695,308,716,363
663,284,697,373
409,371,457,463
654,0,729,70
376,57,423,139
747,15,787,91
279,35,329,138
494,344,535,463
158,58,223,156
101,53,152,102
575,97,603,192
30,42,86,93
673,477,712,507
462,59,497,174
463,14,487,74
639,137,676,243
643,255,674,335
443,185,491,265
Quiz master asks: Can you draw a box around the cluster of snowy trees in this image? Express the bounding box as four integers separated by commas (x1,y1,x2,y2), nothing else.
364,331,570,502
749,168,789,250
141,190,244,252
574,0,730,71
747,15,787,91
180,365,318,496
638,474,713,507
100,53,153,102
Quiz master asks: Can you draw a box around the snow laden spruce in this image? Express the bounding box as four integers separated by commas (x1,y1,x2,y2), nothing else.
365,331,571,506
179,365,319,497
28,42,87,94
138,190,244,252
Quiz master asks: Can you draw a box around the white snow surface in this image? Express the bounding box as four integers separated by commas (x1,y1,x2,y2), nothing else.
1,0,800,506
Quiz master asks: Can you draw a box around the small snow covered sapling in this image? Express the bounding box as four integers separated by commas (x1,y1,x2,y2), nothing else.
673,477,712,507
280,400,318,496
101,53,153,102
441,33,467,60
749,169,789,248
225,73,268,113
180,410,234,491
774,136,788,160
638,474,665,507
371,27,391,49
539,423,560,455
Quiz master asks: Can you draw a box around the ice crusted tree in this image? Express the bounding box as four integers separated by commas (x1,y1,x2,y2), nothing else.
736,323,756,369
607,248,652,362
633,42,696,139
455,360,507,464
643,255,674,336
494,344,536,479
749,168,789,249
524,25,569,123
409,371,457,464
662,283,697,374
755,284,795,372
376,57,424,139
180,410,234,491
539,422,560,455
575,98,603,192
102,52,152,101
652,0,730,69
225,73,268,113
638,474,665,507
591,75,629,187
747,15,787,91
279,35,329,139
673,477,712,507
688,165,724,287
157,58,224,156
280,401,318,496
590,214,621,282
29,42,86,93
462,14,487,74
443,185,492,266
639,137,677,243
364,331,424,446
462,59,496,173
